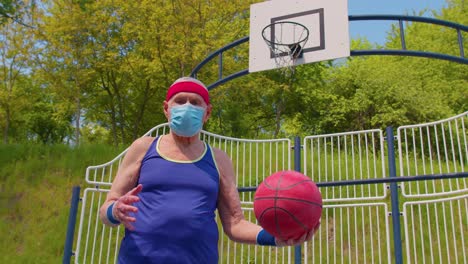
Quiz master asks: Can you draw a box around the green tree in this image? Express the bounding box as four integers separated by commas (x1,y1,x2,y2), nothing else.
35,0,259,145
0,0,35,27
0,16,34,143
34,0,96,145
206,61,329,138
316,2,466,133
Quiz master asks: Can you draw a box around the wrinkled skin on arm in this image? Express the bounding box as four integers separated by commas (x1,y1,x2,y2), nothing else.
99,137,154,230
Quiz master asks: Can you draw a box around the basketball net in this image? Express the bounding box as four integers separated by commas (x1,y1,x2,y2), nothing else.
262,21,309,78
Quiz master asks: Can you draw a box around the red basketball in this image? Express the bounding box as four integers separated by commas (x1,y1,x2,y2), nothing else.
254,170,322,241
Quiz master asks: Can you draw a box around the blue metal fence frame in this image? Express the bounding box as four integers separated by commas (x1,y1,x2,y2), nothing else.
348,15,467,63
294,136,302,264
386,127,403,264
63,186,81,264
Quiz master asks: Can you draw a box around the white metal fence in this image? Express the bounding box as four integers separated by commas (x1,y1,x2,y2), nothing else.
304,202,391,264
303,129,387,202
403,194,468,264
72,112,468,263
397,112,468,197
302,129,392,263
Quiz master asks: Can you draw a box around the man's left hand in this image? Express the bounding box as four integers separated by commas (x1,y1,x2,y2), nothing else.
275,219,321,247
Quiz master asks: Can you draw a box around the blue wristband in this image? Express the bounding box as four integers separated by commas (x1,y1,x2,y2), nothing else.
107,202,120,225
256,229,276,246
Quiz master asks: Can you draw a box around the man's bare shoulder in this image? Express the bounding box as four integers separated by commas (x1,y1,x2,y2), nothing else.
211,147,230,162
211,147,233,175
127,136,155,156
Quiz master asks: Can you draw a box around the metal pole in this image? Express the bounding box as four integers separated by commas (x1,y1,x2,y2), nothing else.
386,127,403,264
294,136,302,264
457,29,465,58
399,20,406,50
218,52,223,80
63,186,81,264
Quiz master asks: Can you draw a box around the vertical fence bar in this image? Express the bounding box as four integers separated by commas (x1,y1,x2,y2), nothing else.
218,52,223,80
63,186,81,264
457,29,465,58
399,20,406,50
386,127,403,264
294,136,302,264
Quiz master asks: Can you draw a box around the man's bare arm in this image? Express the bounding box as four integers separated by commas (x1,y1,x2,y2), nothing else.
215,148,263,244
99,137,153,228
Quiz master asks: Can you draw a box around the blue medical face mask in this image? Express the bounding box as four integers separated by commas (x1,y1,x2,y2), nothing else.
169,104,206,137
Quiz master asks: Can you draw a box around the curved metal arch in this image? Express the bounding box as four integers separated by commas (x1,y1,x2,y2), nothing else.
190,15,467,90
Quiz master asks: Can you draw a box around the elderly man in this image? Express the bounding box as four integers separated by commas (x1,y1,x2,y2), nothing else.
99,77,317,263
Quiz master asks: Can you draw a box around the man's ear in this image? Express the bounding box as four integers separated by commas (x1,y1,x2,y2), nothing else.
204,104,212,122
163,101,170,119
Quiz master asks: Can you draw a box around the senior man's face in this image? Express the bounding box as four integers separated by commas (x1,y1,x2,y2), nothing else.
164,92,212,123
170,92,207,108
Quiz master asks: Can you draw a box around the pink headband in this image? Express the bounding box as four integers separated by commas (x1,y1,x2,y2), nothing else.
166,79,210,105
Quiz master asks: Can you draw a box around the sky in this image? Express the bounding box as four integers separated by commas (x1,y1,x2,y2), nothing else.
347,0,447,45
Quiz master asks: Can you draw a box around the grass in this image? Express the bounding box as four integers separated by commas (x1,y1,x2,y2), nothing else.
0,143,123,264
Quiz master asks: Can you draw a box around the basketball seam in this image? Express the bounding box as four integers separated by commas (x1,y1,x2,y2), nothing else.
263,179,313,191
274,172,284,239
254,197,322,208
257,207,309,236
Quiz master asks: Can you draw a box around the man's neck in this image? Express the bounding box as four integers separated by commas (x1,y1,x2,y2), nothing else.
158,132,205,161
168,132,200,148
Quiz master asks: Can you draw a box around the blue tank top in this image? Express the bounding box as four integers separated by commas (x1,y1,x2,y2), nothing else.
118,136,220,264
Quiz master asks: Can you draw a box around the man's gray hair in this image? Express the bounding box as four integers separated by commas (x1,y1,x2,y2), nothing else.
172,77,208,91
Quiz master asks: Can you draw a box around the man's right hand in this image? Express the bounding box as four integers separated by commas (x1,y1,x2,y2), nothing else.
112,184,143,230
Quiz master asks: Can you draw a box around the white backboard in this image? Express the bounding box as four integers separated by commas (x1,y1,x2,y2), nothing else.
249,0,350,73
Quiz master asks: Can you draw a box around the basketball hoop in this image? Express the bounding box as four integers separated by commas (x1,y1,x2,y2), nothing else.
262,21,309,77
